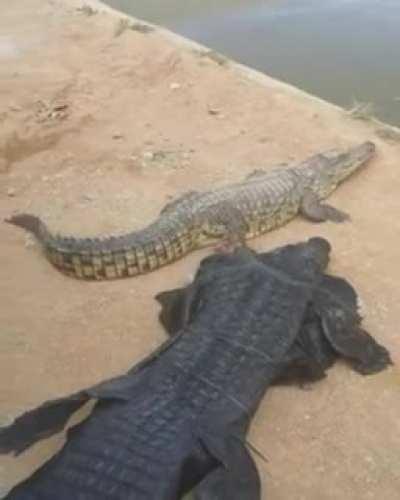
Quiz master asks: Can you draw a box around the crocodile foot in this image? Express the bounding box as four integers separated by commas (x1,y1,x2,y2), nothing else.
214,239,243,254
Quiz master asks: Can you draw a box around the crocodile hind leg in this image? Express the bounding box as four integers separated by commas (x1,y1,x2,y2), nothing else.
300,189,350,223
200,201,249,253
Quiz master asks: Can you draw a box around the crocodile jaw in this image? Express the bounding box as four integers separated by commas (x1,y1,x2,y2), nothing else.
308,141,376,199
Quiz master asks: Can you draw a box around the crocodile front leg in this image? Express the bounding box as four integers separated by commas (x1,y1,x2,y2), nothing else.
300,189,350,223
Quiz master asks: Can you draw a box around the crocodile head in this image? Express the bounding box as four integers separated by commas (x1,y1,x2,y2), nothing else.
302,141,376,199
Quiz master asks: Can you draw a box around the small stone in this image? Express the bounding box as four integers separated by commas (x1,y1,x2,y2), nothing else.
208,107,220,116
142,151,154,161
169,82,181,90
24,236,35,248
7,187,16,197
53,103,68,112
9,104,22,112
82,194,95,202
112,132,123,140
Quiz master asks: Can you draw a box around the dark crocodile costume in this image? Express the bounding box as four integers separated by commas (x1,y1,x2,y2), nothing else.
0,238,391,499
6,142,375,280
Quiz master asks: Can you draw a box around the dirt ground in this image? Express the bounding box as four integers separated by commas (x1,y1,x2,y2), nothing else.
0,0,399,498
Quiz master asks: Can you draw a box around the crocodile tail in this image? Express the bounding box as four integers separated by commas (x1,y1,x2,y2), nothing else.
5,213,49,240
6,212,195,280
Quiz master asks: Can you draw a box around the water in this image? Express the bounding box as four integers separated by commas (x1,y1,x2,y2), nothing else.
107,0,400,126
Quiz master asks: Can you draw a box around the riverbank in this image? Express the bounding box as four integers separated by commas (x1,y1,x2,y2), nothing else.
106,0,400,128
1,1,399,498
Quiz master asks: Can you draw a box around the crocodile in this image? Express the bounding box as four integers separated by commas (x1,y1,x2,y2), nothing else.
0,238,391,500
5,141,375,280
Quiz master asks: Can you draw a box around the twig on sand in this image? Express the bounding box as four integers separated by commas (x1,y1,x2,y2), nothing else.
77,5,97,16
114,18,154,37
130,22,154,34
196,49,229,66
345,99,400,143
346,100,376,121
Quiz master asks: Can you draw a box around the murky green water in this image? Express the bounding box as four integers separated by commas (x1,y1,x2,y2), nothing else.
107,0,400,126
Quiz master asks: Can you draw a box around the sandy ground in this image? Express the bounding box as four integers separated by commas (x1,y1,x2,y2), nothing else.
1,1,399,498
